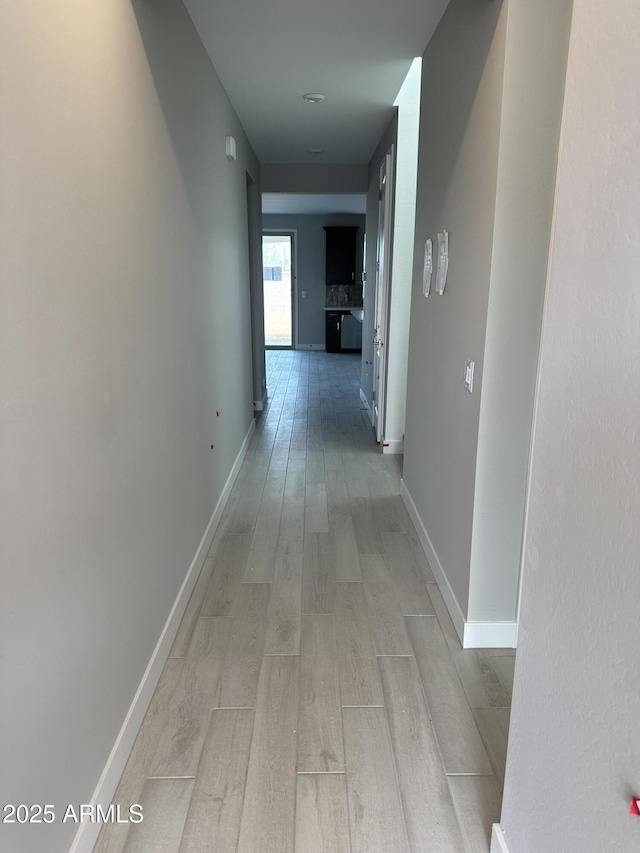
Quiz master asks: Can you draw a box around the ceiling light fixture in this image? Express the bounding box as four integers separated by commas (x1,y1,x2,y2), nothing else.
303,93,326,104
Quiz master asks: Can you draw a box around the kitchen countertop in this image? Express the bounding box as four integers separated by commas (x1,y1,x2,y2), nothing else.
324,306,364,323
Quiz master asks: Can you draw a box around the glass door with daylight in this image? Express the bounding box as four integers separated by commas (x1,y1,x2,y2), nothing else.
262,233,294,348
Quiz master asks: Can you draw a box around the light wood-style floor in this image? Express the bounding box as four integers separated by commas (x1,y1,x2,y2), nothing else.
95,350,514,853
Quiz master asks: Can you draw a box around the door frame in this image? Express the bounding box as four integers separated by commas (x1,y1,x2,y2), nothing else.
262,229,298,349
372,146,395,442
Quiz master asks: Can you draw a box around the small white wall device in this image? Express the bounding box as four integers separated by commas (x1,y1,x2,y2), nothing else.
464,357,475,393
435,230,449,294
422,238,433,297
225,135,237,162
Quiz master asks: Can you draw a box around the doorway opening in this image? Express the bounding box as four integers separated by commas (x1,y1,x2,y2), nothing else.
262,232,295,348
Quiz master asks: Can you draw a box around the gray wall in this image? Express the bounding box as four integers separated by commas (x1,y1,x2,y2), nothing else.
0,2,260,851
404,0,508,617
261,164,368,194
263,214,365,348
403,0,569,633
362,113,399,412
469,0,572,621
499,2,640,849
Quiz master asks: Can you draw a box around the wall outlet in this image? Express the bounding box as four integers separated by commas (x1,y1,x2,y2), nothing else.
464,358,475,393
301,290,306,298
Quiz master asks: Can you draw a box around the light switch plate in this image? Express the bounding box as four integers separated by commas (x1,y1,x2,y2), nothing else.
464,358,474,393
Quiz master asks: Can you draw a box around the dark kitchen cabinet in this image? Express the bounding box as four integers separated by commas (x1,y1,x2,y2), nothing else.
325,312,342,353
325,310,362,353
324,226,358,286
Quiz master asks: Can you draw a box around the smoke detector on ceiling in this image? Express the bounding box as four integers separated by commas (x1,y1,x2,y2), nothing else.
303,93,326,104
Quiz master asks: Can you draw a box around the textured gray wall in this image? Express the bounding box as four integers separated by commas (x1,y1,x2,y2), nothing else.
0,1,260,851
499,1,640,849
469,0,572,622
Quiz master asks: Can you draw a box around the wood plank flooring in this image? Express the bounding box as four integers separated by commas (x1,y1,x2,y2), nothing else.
96,350,514,853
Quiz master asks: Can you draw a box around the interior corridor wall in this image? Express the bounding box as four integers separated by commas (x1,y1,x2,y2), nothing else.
469,0,572,622
403,0,570,642
497,2,640,849
261,164,368,195
0,2,260,851
403,0,508,620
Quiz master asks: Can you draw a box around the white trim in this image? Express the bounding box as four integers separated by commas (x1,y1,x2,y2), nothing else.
373,146,395,443
400,479,466,645
296,343,325,350
382,438,404,455
464,620,517,649
68,419,256,853
400,479,516,649
491,824,510,853
359,387,373,423
253,390,268,412
292,230,299,349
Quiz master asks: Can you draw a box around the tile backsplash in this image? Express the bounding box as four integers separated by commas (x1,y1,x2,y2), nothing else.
326,285,363,307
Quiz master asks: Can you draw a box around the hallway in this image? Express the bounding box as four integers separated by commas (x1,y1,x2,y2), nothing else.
95,351,513,853
3,2,637,851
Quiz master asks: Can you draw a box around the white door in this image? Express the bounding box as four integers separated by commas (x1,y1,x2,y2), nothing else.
372,148,394,442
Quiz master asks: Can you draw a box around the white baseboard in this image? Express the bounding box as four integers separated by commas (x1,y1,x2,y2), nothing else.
400,480,516,649
68,419,255,853
382,438,404,454
359,388,373,425
400,479,467,646
491,824,510,853
253,390,267,412
296,343,325,350
464,620,517,649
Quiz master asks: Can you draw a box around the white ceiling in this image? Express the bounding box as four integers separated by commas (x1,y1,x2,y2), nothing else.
262,193,366,215
183,0,449,164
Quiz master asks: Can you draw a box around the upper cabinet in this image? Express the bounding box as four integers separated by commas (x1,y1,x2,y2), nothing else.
324,226,359,285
